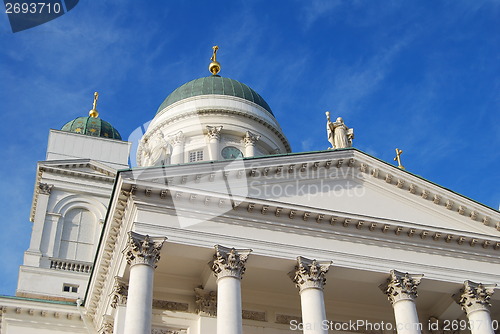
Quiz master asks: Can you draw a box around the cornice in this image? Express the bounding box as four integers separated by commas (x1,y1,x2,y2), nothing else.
86,186,134,320
0,298,81,321
142,108,291,154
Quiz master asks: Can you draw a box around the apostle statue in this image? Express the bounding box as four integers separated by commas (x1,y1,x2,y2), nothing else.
140,132,171,166
326,112,354,149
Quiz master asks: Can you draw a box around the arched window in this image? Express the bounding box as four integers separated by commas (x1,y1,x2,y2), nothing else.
59,208,96,262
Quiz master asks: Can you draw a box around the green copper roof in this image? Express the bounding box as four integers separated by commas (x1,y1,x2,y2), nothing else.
156,75,274,116
61,116,122,140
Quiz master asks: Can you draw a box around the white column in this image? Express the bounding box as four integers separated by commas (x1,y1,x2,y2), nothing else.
123,232,165,334
380,270,423,334
168,131,185,164
210,245,252,334
206,126,223,160
289,256,332,334
454,280,496,334
243,131,260,158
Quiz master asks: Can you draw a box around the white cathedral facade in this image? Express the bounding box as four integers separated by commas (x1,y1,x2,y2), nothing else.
0,49,499,334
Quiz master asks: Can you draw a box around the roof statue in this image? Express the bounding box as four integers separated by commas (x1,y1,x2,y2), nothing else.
394,148,405,169
326,111,354,149
89,91,99,118
209,45,221,75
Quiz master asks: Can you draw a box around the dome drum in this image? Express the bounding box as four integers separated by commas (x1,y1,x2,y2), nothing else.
139,73,290,167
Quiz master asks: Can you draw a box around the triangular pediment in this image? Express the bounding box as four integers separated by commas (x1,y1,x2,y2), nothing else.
38,159,117,179
122,149,499,238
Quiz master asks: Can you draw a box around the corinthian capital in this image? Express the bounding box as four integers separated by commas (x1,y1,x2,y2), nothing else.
289,256,331,292
243,131,261,147
380,270,423,305
194,287,217,316
167,131,185,146
39,183,53,195
125,232,166,268
110,277,128,308
206,126,223,141
454,280,496,314
210,245,252,280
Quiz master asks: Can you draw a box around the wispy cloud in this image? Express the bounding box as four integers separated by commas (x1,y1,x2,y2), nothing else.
299,0,342,29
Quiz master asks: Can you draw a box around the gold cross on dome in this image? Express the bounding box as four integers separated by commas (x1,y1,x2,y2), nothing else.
93,92,99,109
211,45,219,62
394,148,405,169
89,92,99,118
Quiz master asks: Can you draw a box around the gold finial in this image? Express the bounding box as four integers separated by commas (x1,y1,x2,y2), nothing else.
89,92,99,118
394,148,405,169
209,45,221,75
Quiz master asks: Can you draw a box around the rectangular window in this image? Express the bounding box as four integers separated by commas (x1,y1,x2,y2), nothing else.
188,150,204,162
63,284,79,293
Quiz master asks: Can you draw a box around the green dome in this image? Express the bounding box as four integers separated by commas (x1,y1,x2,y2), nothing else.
157,75,274,116
61,116,122,140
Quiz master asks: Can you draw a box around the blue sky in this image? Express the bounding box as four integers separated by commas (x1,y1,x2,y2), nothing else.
0,1,498,295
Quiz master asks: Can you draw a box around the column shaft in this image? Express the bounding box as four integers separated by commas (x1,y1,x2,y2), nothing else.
300,288,327,334
393,299,421,334
124,264,154,334
217,276,242,334
468,310,494,334
171,143,184,164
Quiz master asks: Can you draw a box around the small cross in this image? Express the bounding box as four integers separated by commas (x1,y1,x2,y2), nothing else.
92,92,99,110
394,148,405,169
211,45,219,62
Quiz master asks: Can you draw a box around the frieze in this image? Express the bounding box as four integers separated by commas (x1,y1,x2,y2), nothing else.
242,309,266,322
276,314,301,325
152,299,189,312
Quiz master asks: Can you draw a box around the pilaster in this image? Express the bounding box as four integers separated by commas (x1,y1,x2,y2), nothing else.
206,126,223,160
168,131,185,164
243,131,260,158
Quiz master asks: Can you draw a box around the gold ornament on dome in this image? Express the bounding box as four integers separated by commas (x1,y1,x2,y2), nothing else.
209,45,221,75
89,92,99,118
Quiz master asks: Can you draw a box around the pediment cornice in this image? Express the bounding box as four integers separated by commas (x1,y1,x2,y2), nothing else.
120,149,499,232
29,159,116,222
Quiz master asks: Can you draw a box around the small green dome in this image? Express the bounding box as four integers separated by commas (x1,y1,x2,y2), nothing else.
157,75,274,116
61,116,122,140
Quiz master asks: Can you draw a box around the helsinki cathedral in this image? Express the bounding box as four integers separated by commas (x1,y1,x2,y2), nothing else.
0,47,498,334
